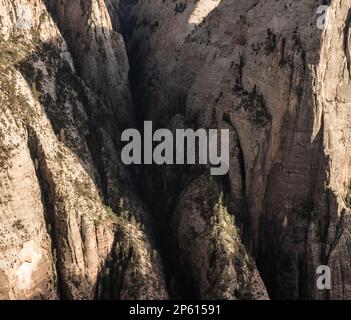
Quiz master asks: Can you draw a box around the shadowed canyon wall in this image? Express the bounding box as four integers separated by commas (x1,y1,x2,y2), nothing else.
0,0,351,300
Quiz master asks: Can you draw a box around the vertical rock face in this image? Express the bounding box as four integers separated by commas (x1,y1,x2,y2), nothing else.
1,0,351,300
0,0,167,300
45,0,134,128
121,0,351,299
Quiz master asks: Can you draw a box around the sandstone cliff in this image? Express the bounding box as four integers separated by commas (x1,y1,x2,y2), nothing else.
1,0,351,300
123,0,351,299
0,0,167,300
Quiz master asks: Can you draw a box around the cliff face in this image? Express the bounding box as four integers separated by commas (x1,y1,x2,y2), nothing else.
0,0,166,300
0,0,350,300
123,0,351,299
45,0,134,128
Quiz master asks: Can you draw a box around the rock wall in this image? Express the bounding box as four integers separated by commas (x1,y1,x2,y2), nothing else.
0,0,167,300
1,0,351,300
123,0,351,299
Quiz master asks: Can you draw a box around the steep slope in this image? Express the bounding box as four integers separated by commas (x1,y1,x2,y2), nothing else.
0,0,269,300
121,0,351,299
0,0,167,300
2,0,351,301
120,0,271,300
45,0,134,129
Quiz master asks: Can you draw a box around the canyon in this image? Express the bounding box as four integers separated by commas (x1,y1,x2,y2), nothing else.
0,0,351,300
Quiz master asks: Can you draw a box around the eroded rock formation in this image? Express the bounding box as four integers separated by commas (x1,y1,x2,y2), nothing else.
122,0,351,299
0,0,350,300
0,0,166,300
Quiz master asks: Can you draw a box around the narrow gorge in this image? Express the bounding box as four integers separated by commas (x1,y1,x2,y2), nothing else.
0,0,351,300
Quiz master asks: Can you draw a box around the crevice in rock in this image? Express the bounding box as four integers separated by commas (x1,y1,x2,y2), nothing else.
115,0,183,298
26,126,65,300
114,0,264,299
